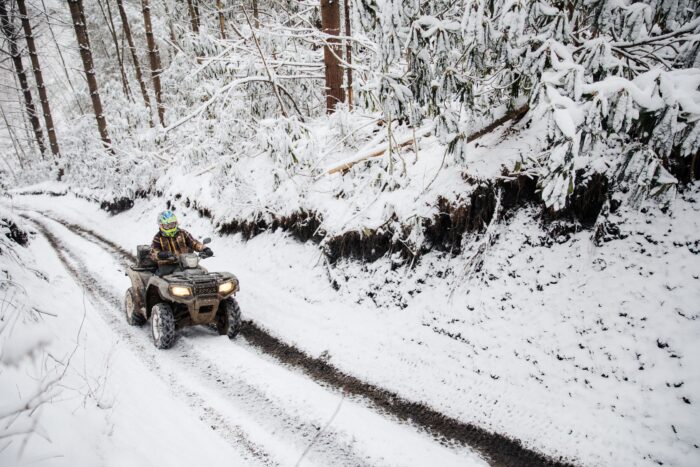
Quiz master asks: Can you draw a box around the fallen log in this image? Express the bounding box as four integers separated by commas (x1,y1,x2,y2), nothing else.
325,104,530,175
326,125,433,175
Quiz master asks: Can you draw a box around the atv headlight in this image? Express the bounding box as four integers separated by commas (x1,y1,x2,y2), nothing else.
170,285,192,297
218,281,235,295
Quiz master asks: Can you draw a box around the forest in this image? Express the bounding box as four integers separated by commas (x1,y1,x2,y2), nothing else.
0,1,699,466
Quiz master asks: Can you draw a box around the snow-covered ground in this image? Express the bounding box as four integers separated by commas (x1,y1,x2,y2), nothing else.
1,197,488,466
0,209,251,466
2,0,699,465
3,185,699,467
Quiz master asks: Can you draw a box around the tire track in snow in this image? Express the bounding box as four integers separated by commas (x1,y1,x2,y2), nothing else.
27,209,576,467
22,214,371,467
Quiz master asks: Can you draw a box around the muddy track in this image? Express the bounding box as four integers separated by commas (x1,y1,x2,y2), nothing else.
28,210,576,467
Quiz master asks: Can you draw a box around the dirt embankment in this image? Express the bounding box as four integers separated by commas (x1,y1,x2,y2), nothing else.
146,169,607,266
13,169,610,265
193,171,607,264
1,217,29,246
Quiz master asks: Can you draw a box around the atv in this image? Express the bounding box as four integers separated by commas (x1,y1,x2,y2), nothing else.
124,239,242,349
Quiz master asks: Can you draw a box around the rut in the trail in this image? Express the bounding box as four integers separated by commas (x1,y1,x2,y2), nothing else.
31,210,577,467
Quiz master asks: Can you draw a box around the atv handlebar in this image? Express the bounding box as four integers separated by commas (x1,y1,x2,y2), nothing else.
155,248,212,264
157,250,175,261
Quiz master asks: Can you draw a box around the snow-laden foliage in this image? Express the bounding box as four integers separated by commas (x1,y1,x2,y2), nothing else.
353,0,700,209
1,0,698,224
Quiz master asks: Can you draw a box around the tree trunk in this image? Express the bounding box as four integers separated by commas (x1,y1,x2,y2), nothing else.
12,71,37,155
17,0,61,160
97,0,131,101
217,0,226,39
116,0,153,125
0,0,46,158
1,103,26,170
252,0,259,28
186,0,199,33
141,0,165,126
67,0,113,152
160,0,179,53
343,0,353,109
192,0,200,31
320,0,344,113
39,0,85,114
243,9,290,119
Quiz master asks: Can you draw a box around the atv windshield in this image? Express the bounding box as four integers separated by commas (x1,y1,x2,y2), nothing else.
180,253,199,269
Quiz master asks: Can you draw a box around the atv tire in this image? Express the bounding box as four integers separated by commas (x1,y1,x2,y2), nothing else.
151,303,176,349
217,298,242,339
125,287,145,326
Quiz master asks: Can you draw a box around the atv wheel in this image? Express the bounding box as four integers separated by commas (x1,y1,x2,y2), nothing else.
125,287,145,326
217,298,242,339
151,303,176,349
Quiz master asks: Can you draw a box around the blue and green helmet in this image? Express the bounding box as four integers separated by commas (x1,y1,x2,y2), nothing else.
158,210,179,237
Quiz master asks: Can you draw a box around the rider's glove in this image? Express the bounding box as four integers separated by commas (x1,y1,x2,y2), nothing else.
157,251,174,260
202,247,213,257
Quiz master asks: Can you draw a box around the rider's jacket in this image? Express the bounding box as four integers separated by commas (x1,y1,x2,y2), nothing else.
150,229,204,262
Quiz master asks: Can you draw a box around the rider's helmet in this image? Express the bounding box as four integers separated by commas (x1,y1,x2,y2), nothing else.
158,210,179,237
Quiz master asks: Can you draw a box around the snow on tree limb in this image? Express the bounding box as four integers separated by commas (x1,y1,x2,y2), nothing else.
325,105,530,175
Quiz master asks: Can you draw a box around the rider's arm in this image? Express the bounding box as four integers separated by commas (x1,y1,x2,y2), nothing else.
182,229,204,252
150,233,166,262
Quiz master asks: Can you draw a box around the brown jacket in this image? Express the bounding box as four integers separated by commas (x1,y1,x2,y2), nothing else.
150,229,204,262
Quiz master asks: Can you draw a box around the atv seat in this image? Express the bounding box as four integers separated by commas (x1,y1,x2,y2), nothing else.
133,244,157,272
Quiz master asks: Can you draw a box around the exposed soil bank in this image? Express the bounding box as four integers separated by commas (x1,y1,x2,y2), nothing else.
668,149,700,184
204,171,608,264
323,171,608,263
218,208,324,243
11,187,154,216
1,217,29,248
11,171,611,264
99,189,154,215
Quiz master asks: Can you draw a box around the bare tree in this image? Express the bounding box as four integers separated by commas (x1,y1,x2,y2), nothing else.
343,0,353,109
186,0,199,34
141,0,165,126
96,0,131,101
320,0,344,113
0,0,46,158
243,9,293,119
252,0,259,29
16,0,62,167
11,70,37,154
39,0,84,114
67,0,113,152
1,103,25,170
160,0,179,54
216,0,226,39
192,0,201,32
115,0,152,125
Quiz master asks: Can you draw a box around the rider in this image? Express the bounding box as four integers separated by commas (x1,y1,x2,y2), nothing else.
150,210,213,264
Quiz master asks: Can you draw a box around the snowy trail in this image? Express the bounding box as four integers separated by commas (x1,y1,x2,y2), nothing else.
18,210,490,467
21,214,277,466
